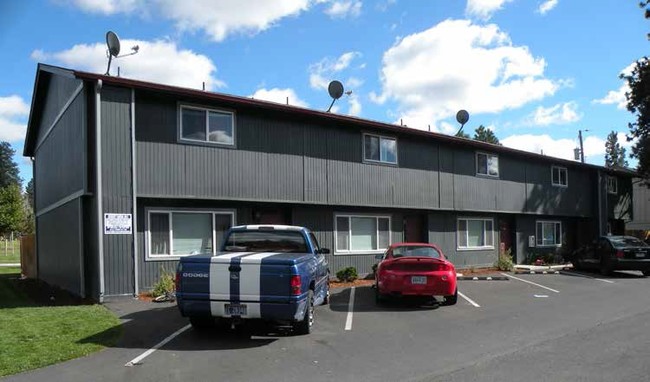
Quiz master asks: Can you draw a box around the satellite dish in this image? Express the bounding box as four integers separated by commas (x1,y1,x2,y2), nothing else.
106,31,121,57
105,31,121,76
326,80,344,112
456,110,469,125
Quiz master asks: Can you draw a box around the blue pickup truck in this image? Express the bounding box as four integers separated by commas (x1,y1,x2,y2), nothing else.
175,225,330,335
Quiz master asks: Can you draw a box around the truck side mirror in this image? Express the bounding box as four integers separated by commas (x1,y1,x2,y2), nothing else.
319,248,330,254
374,254,384,260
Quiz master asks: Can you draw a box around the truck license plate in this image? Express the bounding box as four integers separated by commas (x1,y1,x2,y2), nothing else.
411,276,427,284
636,252,645,258
225,304,247,316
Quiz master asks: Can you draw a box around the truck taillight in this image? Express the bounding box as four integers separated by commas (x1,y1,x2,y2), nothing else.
290,275,301,295
175,271,181,291
616,250,624,259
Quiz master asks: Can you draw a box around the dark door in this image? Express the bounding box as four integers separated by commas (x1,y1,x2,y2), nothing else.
404,215,426,243
499,217,514,257
253,208,290,225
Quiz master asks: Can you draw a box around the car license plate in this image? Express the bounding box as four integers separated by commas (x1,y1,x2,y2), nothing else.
411,276,427,284
225,304,247,316
636,252,646,258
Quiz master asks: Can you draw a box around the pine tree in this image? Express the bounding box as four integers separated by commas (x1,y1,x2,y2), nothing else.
473,125,501,145
604,131,629,168
0,142,21,188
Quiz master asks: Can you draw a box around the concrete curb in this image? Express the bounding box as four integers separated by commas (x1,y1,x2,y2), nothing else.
513,270,562,275
456,275,509,281
513,264,572,274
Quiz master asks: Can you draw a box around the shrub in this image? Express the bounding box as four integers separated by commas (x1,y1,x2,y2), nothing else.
336,267,358,282
152,271,175,298
371,263,378,275
494,249,514,271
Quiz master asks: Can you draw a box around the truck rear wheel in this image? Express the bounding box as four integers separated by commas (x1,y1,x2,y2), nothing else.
189,317,214,331
293,291,314,335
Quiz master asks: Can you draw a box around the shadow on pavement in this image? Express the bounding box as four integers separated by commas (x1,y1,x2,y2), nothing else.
328,286,441,313
77,300,277,351
561,270,647,280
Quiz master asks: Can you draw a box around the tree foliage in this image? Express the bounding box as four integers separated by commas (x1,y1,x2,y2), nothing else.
604,131,629,168
0,142,21,188
455,130,470,139
0,185,26,237
623,2,650,181
25,179,34,209
473,125,501,145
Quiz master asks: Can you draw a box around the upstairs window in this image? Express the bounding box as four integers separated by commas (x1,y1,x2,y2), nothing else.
180,105,235,146
363,134,397,164
551,166,568,187
607,176,618,194
476,152,499,177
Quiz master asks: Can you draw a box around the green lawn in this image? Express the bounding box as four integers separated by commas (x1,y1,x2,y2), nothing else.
0,240,21,263
0,270,122,377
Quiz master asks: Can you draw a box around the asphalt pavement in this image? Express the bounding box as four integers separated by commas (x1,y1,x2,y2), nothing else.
4,270,650,382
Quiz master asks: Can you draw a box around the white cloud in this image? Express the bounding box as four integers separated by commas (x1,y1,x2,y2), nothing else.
347,95,362,116
66,0,310,42
537,0,558,15
250,88,308,107
32,39,224,91
0,95,29,142
67,0,142,15
529,102,581,126
466,0,514,20
593,63,635,110
309,51,362,90
501,132,634,161
324,1,362,18
374,19,559,130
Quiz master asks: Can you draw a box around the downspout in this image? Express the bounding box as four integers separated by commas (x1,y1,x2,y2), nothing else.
131,88,139,297
597,170,602,236
95,80,105,302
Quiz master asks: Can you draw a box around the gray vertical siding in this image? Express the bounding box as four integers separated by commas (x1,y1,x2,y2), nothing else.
101,86,134,296
37,74,83,144
428,212,498,268
629,178,650,229
34,92,86,211
36,199,84,296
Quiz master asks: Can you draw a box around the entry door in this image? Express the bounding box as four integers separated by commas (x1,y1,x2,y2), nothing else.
404,215,426,243
499,218,514,256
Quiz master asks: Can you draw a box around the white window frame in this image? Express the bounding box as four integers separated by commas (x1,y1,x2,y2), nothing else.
456,217,495,251
145,208,236,261
476,152,499,178
362,133,398,165
536,220,562,247
607,176,618,194
334,213,392,254
179,104,236,147
551,166,568,187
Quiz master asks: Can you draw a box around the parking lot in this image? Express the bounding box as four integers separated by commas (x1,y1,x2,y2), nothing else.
6,270,650,382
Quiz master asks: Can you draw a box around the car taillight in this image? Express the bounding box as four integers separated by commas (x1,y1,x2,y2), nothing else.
616,250,624,259
290,275,301,295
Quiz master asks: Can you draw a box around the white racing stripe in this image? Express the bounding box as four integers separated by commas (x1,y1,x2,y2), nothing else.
458,291,480,307
239,252,280,318
503,273,560,293
208,253,251,317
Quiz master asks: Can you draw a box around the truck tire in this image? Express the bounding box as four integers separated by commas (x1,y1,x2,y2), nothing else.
294,291,314,335
323,278,330,305
189,317,214,331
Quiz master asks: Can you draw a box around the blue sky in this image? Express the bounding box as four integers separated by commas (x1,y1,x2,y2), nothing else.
0,0,647,185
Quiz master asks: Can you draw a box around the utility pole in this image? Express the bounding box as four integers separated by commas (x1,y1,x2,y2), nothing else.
578,129,589,163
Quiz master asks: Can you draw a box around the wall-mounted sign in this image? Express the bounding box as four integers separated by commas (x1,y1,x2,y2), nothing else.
528,235,536,248
104,213,132,235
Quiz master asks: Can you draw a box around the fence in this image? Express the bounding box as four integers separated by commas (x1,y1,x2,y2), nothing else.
20,234,36,278
0,233,20,258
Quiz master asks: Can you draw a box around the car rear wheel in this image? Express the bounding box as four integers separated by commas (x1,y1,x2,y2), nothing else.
642,271,650,277
375,285,386,305
443,288,458,306
599,259,612,276
189,317,214,331
294,290,314,335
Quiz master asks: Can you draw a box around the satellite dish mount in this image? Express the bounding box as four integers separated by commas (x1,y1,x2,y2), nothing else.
104,31,139,76
326,80,344,112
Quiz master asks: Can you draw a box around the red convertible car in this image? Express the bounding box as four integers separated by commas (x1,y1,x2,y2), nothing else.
375,243,457,305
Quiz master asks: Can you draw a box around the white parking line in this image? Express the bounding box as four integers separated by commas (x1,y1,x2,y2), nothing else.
561,271,615,284
125,324,191,367
345,287,356,331
503,273,560,293
458,291,480,307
